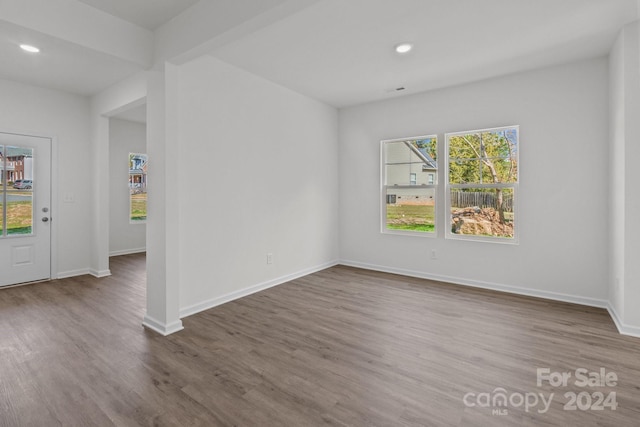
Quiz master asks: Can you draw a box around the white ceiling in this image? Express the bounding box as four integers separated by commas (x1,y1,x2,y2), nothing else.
0,0,157,95
77,0,201,30
0,19,142,95
0,0,637,108
211,0,639,107
0,0,297,96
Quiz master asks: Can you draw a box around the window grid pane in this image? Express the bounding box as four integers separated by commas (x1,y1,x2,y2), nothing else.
129,153,148,222
450,187,515,239
382,135,438,235
448,128,518,185
385,187,436,233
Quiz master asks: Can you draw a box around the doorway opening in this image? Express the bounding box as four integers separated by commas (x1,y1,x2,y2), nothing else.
108,103,147,258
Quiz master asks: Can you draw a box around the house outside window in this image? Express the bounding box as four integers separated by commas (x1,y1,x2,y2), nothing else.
381,135,437,235
129,153,148,222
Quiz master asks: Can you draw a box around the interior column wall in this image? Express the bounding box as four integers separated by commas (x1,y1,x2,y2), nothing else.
143,64,183,335
609,21,640,335
175,55,340,315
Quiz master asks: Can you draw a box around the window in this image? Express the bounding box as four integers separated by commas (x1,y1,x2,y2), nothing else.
0,145,34,236
445,126,518,242
129,153,147,223
381,135,437,235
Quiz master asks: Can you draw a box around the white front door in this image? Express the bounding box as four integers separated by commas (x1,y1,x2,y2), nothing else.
0,132,51,287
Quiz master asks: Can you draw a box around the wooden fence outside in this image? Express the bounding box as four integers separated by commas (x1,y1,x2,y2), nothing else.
450,191,513,212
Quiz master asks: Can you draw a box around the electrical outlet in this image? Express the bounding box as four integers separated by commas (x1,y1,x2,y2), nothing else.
267,253,273,265
431,249,437,260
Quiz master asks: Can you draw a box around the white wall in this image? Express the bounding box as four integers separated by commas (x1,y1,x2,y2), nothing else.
339,58,610,306
109,118,146,256
609,26,626,322
0,78,92,277
176,55,339,314
622,22,640,332
608,21,640,335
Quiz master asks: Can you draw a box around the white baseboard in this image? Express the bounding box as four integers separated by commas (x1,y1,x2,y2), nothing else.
56,268,91,279
109,247,146,257
607,303,640,338
340,259,609,309
179,259,340,319
89,269,111,278
142,314,184,336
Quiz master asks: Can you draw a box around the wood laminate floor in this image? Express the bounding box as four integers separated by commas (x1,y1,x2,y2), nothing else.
1,253,639,426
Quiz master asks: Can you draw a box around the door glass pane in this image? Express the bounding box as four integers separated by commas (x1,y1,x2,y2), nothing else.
6,146,33,236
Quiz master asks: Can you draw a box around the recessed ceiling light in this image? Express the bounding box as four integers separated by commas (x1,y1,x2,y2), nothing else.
395,43,413,54
20,44,40,53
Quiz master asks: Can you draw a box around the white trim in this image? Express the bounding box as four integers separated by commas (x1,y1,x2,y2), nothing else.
109,247,146,257
382,227,437,238
50,136,59,283
340,259,608,309
142,315,184,336
89,269,111,278
607,303,640,338
381,134,438,144
607,304,624,333
56,268,91,279
180,259,339,318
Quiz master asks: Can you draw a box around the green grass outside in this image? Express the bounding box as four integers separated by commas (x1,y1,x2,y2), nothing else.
0,200,33,235
130,193,147,221
387,223,435,232
386,204,435,232
3,226,32,234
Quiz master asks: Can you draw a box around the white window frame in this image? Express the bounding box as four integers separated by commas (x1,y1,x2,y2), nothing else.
445,125,519,244
381,135,438,237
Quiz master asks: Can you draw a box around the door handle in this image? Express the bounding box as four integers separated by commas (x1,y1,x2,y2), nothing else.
42,217,49,222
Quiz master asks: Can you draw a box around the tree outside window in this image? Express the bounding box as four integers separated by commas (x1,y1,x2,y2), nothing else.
446,126,518,241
